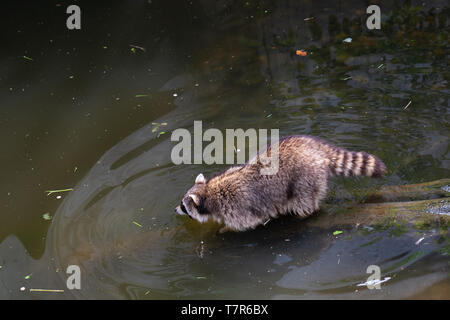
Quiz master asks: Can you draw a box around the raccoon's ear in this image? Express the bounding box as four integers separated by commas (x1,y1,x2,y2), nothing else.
189,194,200,206
195,173,206,184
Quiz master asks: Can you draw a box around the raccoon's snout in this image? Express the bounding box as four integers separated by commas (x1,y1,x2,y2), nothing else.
176,203,193,219
175,205,185,215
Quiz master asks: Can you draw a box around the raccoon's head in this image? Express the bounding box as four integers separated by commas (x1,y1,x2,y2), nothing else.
175,173,211,223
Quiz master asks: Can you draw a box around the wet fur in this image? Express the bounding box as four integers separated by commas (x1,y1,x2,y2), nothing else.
176,135,386,232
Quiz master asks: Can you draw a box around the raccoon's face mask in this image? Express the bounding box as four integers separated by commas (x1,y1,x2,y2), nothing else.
175,173,211,223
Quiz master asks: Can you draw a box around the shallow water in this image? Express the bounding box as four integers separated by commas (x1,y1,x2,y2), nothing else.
0,1,449,299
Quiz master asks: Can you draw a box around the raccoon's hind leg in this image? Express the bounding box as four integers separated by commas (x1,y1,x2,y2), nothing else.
288,175,328,218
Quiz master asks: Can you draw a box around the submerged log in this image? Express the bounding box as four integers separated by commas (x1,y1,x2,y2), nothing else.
362,178,450,203
306,178,450,231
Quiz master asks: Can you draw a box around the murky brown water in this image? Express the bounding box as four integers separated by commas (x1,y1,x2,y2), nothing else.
0,0,448,299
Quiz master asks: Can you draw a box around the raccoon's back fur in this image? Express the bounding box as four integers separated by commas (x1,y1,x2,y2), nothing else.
175,135,386,232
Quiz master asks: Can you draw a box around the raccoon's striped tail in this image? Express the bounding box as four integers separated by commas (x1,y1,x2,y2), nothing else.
328,148,386,178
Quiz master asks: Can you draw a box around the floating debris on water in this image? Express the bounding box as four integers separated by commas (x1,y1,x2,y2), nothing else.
442,185,450,193
296,50,307,56
333,230,343,236
129,44,146,52
133,221,143,228
343,37,352,43
357,277,391,287
29,288,64,293
415,237,425,245
403,100,412,110
42,213,52,220
151,122,168,133
45,188,73,196
23,55,33,61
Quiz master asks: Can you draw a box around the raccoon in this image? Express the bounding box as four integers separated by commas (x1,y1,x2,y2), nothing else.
175,135,386,232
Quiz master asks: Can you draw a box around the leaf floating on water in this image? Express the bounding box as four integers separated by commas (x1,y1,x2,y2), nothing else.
135,94,148,98
23,55,33,61
29,288,64,293
45,188,73,196
415,237,425,245
357,277,391,287
129,44,146,52
133,221,143,228
333,230,343,236
42,213,52,221
24,274,32,280
151,122,168,133
403,100,412,110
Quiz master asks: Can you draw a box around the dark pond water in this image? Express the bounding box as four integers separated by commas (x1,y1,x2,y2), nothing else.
0,0,449,299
